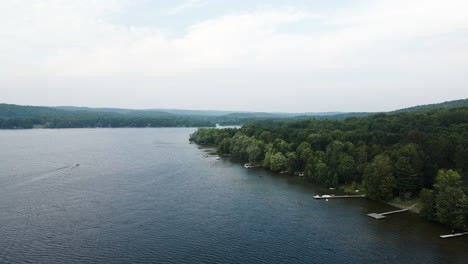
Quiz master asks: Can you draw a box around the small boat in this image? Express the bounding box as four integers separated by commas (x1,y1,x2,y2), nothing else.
313,194,332,199
244,163,255,169
298,173,304,177
73,162,80,167
216,157,221,160
279,171,288,174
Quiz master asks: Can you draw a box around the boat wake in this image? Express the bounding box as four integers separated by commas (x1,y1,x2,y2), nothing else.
10,163,79,188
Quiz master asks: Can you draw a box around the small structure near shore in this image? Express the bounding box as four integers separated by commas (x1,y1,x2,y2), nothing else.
440,232,468,239
367,208,409,220
244,163,259,169
313,194,365,199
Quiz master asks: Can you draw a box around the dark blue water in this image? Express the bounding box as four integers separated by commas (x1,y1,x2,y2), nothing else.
0,128,467,263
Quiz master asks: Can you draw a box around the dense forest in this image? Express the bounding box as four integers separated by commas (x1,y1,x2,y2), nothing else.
189,107,468,230
2,98,467,128
0,104,215,128
0,116,215,128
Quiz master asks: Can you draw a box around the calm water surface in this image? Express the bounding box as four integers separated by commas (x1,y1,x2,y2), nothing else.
0,128,467,263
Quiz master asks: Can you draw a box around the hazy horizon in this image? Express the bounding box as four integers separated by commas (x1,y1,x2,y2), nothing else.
2,0,468,112
4,97,466,114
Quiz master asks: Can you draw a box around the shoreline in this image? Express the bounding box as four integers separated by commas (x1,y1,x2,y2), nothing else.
202,146,467,233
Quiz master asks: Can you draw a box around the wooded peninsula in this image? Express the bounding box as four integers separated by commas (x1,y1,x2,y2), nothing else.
189,106,468,231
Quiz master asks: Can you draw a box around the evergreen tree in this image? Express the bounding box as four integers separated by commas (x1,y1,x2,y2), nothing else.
363,154,396,201
419,188,435,221
395,157,419,193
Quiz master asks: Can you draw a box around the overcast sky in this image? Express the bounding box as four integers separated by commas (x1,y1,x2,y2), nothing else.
1,0,467,112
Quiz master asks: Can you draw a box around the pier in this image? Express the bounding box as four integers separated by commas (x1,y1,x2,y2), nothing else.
440,232,468,239
367,208,409,219
313,194,365,199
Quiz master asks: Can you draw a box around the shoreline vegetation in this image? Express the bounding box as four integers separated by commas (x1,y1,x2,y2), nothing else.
189,107,468,231
339,183,422,213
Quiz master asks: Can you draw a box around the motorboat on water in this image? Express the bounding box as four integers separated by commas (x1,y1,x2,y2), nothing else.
73,162,80,167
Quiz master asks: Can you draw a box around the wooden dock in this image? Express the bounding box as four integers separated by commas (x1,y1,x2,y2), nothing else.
313,194,365,200
367,208,409,219
440,232,468,239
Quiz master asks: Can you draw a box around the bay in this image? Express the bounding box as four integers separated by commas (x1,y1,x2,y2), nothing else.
0,128,467,263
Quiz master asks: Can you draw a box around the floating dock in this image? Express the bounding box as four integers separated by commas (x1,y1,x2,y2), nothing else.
440,232,468,239
367,208,409,219
313,194,365,199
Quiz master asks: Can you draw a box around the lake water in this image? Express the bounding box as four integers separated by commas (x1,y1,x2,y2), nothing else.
0,128,467,264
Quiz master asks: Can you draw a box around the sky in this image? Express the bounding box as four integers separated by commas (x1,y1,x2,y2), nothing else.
1,0,468,112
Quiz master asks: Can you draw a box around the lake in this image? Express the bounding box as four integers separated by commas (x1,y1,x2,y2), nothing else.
0,128,467,263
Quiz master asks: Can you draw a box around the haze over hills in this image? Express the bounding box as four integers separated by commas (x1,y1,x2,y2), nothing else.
54,106,344,118
57,98,468,118
1,98,467,121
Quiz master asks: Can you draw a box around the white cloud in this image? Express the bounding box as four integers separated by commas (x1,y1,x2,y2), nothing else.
167,0,202,15
1,0,468,111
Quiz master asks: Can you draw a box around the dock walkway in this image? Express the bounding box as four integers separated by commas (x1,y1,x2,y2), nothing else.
313,194,365,200
440,232,468,239
367,208,409,219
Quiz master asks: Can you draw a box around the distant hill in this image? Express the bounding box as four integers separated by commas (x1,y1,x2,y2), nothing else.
56,107,242,116
221,112,290,119
298,98,468,120
392,98,468,113
1,98,467,122
55,106,346,118
0,104,119,118
151,109,240,116
55,106,133,114
296,112,372,120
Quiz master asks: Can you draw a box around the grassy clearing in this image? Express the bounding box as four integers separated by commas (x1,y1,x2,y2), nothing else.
339,183,363,194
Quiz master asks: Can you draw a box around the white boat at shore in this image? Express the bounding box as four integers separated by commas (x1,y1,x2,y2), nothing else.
244,163,256,169
314,194,332,199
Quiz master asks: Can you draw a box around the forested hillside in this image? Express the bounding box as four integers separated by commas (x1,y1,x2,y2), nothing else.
393,98,468,113
1,98,467,128
0,104,215,128
0,103,117,117
190,107,468,229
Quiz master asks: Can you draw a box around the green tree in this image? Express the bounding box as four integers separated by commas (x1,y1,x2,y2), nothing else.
217,138,231,155
363,154,396,201
314,159,329,185
286,152,299,173
270,152,287,172
419,188,435,221
296,142,313,170
395,157,419,193
434,170,468,229
246,141,263,164
336,153,356,184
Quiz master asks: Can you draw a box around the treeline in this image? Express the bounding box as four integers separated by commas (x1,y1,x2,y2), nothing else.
0,116,215,129
190,107,468,229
